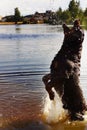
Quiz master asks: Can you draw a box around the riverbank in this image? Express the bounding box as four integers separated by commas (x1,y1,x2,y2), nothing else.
0,22,23,25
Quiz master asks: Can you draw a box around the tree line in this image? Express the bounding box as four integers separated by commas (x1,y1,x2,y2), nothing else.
4,0,87,25
56,0,87,25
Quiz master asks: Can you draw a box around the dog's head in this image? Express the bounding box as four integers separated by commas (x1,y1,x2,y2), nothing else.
63,20,84,43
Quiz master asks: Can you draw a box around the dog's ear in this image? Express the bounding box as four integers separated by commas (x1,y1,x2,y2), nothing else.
62,23,70,35
74,19,80,27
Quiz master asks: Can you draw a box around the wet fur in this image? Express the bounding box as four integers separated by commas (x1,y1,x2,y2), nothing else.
43,21,87,120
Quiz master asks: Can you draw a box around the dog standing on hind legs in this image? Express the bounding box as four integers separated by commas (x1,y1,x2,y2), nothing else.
42,19,87,121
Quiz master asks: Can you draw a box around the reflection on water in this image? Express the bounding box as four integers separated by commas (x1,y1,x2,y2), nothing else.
0,24,87,129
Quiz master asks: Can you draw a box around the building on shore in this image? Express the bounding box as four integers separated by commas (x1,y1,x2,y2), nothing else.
0,10,57,24
0,16,2,21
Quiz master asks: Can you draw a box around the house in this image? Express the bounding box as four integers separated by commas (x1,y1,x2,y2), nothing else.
0,16,2,21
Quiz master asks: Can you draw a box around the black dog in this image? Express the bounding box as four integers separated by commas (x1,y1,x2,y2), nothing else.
42,20,87,121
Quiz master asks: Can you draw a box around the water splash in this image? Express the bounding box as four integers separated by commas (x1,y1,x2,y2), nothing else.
43,88,68,124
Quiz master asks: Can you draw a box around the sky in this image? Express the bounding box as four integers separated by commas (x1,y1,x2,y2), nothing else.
0,0,87,17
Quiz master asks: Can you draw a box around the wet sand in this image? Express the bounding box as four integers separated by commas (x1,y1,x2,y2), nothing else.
1,118,87,130
0,83,87,130
0,84,86,130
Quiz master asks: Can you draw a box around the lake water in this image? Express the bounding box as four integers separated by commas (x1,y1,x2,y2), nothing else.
0,24,87,130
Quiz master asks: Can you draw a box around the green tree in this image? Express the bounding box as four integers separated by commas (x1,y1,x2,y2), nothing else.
78,9,84,22
68,0,80,20
14,7,21,24
60,10,71,23
56,7,62,21
84,8,87,17
82,8,87,27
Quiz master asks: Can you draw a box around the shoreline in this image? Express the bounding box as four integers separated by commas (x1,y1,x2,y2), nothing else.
0,22,23,25
0,21,45,25
0,22,15,25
